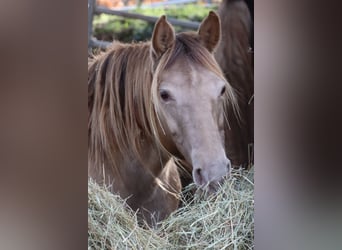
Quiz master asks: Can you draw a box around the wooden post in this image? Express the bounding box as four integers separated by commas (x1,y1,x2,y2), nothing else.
88,0,95,49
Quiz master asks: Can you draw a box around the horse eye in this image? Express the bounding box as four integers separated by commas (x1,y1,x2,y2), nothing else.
160,90,171,101
220,86,226,96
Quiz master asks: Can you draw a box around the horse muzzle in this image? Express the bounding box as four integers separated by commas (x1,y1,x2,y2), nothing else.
192,158,231,192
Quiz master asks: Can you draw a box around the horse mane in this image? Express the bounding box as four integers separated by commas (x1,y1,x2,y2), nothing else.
88,32,239,174
88,41,154,173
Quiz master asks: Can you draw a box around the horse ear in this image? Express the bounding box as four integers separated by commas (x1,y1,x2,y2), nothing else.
151,15,175,60
198,11,221,52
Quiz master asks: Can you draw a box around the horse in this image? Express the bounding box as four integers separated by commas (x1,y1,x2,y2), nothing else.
214,0,254,168
177,0,254,189
88,11,238,225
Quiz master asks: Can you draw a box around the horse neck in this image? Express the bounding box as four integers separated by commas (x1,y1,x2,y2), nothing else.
116,142,171,198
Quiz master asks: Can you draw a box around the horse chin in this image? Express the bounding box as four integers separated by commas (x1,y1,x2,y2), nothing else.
197,177,227,195
198,179,223,195
205,182,220,194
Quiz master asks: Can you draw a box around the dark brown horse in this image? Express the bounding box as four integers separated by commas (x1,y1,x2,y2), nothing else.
88,12,238,225
215,0,254,168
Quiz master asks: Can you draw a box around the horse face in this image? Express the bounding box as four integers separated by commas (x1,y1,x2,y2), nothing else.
158,63,231,192
151,12,231,192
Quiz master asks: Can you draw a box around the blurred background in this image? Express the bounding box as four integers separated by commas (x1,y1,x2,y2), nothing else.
1,0,341,249
88,0,221,49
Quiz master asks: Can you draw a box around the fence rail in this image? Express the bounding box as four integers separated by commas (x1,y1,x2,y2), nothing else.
111,0,199,11
95,6,200,29
88,0,201,49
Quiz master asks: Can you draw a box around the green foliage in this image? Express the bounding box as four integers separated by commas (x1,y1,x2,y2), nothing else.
93,4,218,43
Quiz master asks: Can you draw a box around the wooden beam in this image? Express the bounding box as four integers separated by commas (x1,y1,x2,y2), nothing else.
94,6,200,30
89,38,112,49
88,0,95,48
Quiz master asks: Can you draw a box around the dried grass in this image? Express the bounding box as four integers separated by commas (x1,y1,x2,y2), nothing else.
88,167,254,249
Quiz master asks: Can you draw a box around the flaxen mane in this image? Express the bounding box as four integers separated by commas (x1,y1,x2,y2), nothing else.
88,33,238,175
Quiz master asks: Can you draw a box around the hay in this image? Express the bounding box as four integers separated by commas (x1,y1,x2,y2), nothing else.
88,167,254,249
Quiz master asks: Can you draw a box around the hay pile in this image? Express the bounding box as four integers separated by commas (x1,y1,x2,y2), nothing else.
88,167,254,249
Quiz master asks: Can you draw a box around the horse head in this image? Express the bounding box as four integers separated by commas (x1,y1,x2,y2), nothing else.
150,12,237,192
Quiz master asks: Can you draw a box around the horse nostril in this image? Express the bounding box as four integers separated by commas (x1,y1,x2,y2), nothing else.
226,159,232,172
194,168,203,185
193,168,210,187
